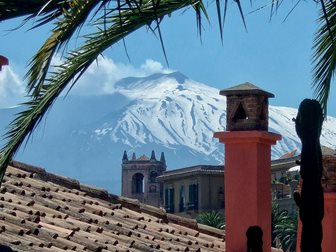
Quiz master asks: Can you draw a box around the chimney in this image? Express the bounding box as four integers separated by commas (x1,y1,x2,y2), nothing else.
214,82,281,252
220,82,274,131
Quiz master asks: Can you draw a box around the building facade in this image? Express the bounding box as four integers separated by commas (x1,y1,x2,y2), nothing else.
157,165,224,218
121,147,336,217
121,150,166,207
271,146,336,215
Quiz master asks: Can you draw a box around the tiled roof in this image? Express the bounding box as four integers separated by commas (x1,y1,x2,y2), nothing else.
219,82,274,98
137,155,150,161
271,155,299,173
321,146,336,156
278,150,297,159
0,161,225,251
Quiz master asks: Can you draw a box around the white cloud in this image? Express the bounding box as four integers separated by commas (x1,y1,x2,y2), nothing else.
0,67,26,108
0,56,172,108
69,56,173,95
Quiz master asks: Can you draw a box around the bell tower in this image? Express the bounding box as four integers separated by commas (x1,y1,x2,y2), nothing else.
121,150,166,207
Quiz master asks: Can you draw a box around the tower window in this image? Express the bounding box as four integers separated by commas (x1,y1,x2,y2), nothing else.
132,173,144,193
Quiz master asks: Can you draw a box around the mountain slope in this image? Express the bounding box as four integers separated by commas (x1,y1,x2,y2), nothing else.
0,72,335,193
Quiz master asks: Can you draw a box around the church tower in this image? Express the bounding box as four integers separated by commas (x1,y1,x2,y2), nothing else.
121,150,166,207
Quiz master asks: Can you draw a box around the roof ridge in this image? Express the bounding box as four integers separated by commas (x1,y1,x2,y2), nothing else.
10,160,111,200
8,160,225,239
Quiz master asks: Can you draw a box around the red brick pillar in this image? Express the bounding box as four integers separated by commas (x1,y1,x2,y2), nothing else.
215,131,281,252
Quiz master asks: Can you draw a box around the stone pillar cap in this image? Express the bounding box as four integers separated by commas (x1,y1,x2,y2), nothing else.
220,82,274,98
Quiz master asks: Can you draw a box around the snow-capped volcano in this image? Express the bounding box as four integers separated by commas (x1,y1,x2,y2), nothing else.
1,71,336,193
90,71,336,160
97,72,227,163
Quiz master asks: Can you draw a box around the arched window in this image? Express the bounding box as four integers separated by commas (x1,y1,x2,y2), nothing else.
132,173,144,193
149,171,158,183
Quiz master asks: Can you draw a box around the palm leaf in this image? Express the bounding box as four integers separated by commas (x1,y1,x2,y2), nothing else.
233,0,247,31
312,0,336,114
0,0,67,21
3,0,330,188
0,0,204,184
26,0,102,98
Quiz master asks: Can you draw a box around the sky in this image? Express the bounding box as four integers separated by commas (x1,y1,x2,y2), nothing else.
1,1,336,115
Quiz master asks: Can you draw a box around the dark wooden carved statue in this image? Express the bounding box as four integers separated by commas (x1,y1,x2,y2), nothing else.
294,99,324,252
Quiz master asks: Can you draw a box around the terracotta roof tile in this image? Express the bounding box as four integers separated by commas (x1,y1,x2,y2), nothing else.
137,155,150,161
279,149,297,159
0,161,225,251
157,165,224,181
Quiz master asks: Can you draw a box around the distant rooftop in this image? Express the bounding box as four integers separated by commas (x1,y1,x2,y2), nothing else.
279,149,298,159
321,146,336,156
137,154,149,161
157,165,224,181
271,146,336,172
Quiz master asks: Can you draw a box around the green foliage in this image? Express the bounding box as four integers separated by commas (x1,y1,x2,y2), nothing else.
272,204,298,252
0,0,211,185
196,211,225,229
278,170,299,185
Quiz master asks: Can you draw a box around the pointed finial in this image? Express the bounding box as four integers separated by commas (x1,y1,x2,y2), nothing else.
160,152,166,164
150,150,156,161
122,150,128,162
132,152,136,160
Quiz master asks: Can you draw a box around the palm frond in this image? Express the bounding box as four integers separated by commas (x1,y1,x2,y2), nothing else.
26,0,102,98
234,0,247,31
0,0,67,22
312,0,336,114
0,0,203,184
